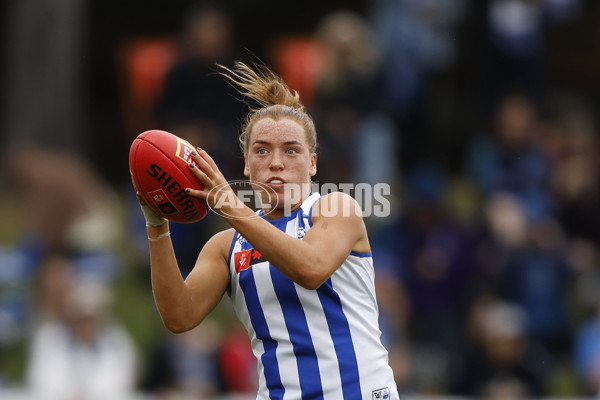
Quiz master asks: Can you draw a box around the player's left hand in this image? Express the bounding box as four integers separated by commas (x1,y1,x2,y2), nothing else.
186,148,241,215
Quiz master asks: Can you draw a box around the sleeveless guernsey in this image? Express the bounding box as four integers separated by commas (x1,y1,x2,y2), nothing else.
228,192,399,400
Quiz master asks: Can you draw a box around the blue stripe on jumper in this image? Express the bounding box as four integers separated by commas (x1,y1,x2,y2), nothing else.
349,250,372,257
270,265,324,399
239,267,285,399
269,209,324,399
317,279,362,399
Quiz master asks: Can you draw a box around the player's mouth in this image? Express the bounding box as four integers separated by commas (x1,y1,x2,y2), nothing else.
266,177,285,189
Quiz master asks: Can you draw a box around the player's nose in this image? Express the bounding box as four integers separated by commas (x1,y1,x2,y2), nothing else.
269,151,284,170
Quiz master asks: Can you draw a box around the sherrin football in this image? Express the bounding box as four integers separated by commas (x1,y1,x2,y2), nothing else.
129,130,209,223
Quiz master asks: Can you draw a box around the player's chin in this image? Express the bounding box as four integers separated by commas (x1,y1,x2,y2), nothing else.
275,194,302,212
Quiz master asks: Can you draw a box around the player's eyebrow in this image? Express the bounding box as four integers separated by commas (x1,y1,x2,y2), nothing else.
283,140,303,146
252,140,303,146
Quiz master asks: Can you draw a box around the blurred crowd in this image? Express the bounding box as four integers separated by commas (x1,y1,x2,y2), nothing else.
1,0,599,399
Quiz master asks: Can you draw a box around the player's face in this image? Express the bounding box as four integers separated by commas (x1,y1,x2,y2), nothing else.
245,117,316,216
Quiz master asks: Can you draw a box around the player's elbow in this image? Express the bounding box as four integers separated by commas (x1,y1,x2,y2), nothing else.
297,279,324,291
294,265,328,290
165,322,190,334
162,315,198,334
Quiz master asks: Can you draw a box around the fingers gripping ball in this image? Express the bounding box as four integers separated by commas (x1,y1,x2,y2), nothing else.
129,130,209,223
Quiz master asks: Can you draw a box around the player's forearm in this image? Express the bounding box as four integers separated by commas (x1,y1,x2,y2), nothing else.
147,225,197,332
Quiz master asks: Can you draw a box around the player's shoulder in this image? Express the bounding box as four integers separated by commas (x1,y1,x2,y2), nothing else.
311,191,362,220
210,228,236,245
203,228,237,258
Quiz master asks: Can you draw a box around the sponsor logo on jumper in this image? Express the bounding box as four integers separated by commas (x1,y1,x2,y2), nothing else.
372,387,390,400
234,248,266,273
145,163,198,221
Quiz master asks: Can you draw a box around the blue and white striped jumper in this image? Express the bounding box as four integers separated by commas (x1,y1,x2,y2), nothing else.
228,192,399,400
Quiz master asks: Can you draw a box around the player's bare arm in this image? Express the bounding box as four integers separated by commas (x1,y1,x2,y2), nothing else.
148,224,232,333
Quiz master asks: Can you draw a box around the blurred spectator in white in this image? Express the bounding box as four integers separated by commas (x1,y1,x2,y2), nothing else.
25,283,138,400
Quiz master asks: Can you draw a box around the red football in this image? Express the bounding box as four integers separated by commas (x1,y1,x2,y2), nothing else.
129,130,209,223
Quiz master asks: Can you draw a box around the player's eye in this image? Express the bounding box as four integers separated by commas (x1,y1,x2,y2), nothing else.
257,148,268,155
286,148,299,155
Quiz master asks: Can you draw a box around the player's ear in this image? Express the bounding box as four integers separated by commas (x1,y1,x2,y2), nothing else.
244,157,250,177
309,153,317,177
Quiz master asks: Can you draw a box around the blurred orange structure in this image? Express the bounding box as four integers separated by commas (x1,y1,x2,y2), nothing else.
268,36,328,109
116,37,179,140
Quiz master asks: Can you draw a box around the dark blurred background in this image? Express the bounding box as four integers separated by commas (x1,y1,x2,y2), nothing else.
1,0,600,399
